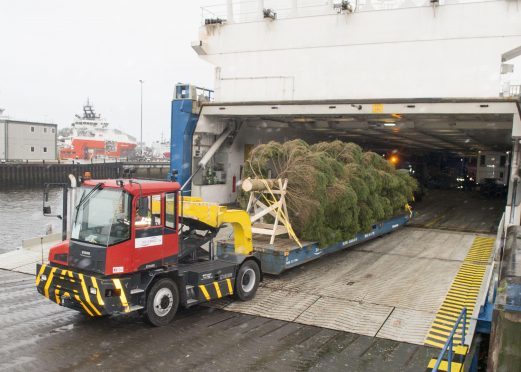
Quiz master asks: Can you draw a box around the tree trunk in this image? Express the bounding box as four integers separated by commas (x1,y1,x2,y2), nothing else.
242,178,277,192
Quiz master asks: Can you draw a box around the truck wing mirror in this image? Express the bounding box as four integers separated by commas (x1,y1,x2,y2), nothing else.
43,206,52,215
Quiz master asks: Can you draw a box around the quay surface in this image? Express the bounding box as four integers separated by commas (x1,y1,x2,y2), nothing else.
0,224,444,371
0,269,437,371
0,189,503,371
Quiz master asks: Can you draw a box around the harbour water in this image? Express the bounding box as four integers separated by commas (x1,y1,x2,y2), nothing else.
0,164,170,253
0,187,62,253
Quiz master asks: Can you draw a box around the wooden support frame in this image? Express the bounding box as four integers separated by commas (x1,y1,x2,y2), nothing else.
244,178,290,245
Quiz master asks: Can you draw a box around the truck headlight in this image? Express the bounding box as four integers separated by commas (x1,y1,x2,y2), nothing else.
41,274,47,281
89,287,97,295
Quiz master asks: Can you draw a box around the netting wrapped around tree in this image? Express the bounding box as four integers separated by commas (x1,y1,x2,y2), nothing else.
242,140,417,246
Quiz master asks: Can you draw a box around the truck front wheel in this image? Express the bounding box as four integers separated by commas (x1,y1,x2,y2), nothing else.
144,278,179,327
234,260,260,301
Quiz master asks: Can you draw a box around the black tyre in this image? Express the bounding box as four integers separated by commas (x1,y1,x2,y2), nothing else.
234,260,260,301
144,278,179,327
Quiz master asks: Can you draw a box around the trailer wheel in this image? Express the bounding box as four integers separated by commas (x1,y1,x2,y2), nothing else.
234,260,260,301
144,278,179,327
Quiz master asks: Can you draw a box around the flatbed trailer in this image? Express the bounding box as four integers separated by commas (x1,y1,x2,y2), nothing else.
218,214,411,275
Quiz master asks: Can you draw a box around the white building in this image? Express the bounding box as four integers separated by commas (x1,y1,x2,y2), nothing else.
0,109,57,161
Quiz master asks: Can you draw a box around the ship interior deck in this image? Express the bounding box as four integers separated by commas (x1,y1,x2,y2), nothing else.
204,100,515,367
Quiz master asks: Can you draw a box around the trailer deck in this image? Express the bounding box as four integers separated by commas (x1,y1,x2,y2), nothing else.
218,214,411,275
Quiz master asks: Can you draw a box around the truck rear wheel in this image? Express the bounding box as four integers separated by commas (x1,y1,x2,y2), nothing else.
144,278,179,327
234,260,260,301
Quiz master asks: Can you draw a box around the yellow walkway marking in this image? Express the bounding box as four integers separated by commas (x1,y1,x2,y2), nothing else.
426,359,464,372
424,236,494,349
426,345,468,372
463,236,495,264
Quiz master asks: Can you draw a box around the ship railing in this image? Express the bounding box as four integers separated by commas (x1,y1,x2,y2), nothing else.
201,0,498,25
431,307,467,372
196,86,215,102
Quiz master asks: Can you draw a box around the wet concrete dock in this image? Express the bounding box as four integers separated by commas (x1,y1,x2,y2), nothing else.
0,189,500,371
0,270,438,371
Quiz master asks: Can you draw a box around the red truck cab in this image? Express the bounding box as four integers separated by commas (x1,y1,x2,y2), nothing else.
36,179,261,326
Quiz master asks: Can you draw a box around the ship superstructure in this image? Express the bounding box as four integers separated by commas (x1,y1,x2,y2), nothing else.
59,101,136,160
151,140,170,159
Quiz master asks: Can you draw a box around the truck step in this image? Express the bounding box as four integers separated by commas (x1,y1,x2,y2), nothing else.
128,305,144,312
130,288,145,294
186,285,196,300
186,299,199,307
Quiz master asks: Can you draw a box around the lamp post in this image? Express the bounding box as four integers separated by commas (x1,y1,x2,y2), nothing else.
139,79,144,157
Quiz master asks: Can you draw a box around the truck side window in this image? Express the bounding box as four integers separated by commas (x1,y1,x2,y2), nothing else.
135,195,162,228
165,193,176,230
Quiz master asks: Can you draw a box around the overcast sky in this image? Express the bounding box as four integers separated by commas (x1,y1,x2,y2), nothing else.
0,1,214,144
1,1,520,146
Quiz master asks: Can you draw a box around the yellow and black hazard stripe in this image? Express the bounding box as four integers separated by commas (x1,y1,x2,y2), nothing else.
424,236,494,349
90,276,105,306
36,264,133,316
113,279,130,313
78,273,102,316
35,264,47,286
43,267,58,299
198,279,234,301
426,344,468,372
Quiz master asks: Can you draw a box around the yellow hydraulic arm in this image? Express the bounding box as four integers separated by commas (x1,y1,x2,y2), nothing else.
179,196,253,256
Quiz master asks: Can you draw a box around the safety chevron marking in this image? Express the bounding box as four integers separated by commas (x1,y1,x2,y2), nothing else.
198,279,234,301
424,236,494,349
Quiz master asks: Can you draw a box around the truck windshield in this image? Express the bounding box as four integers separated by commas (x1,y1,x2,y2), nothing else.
71,187,131,246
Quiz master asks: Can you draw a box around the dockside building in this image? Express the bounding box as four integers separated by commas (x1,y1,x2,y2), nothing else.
0,111,57,161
